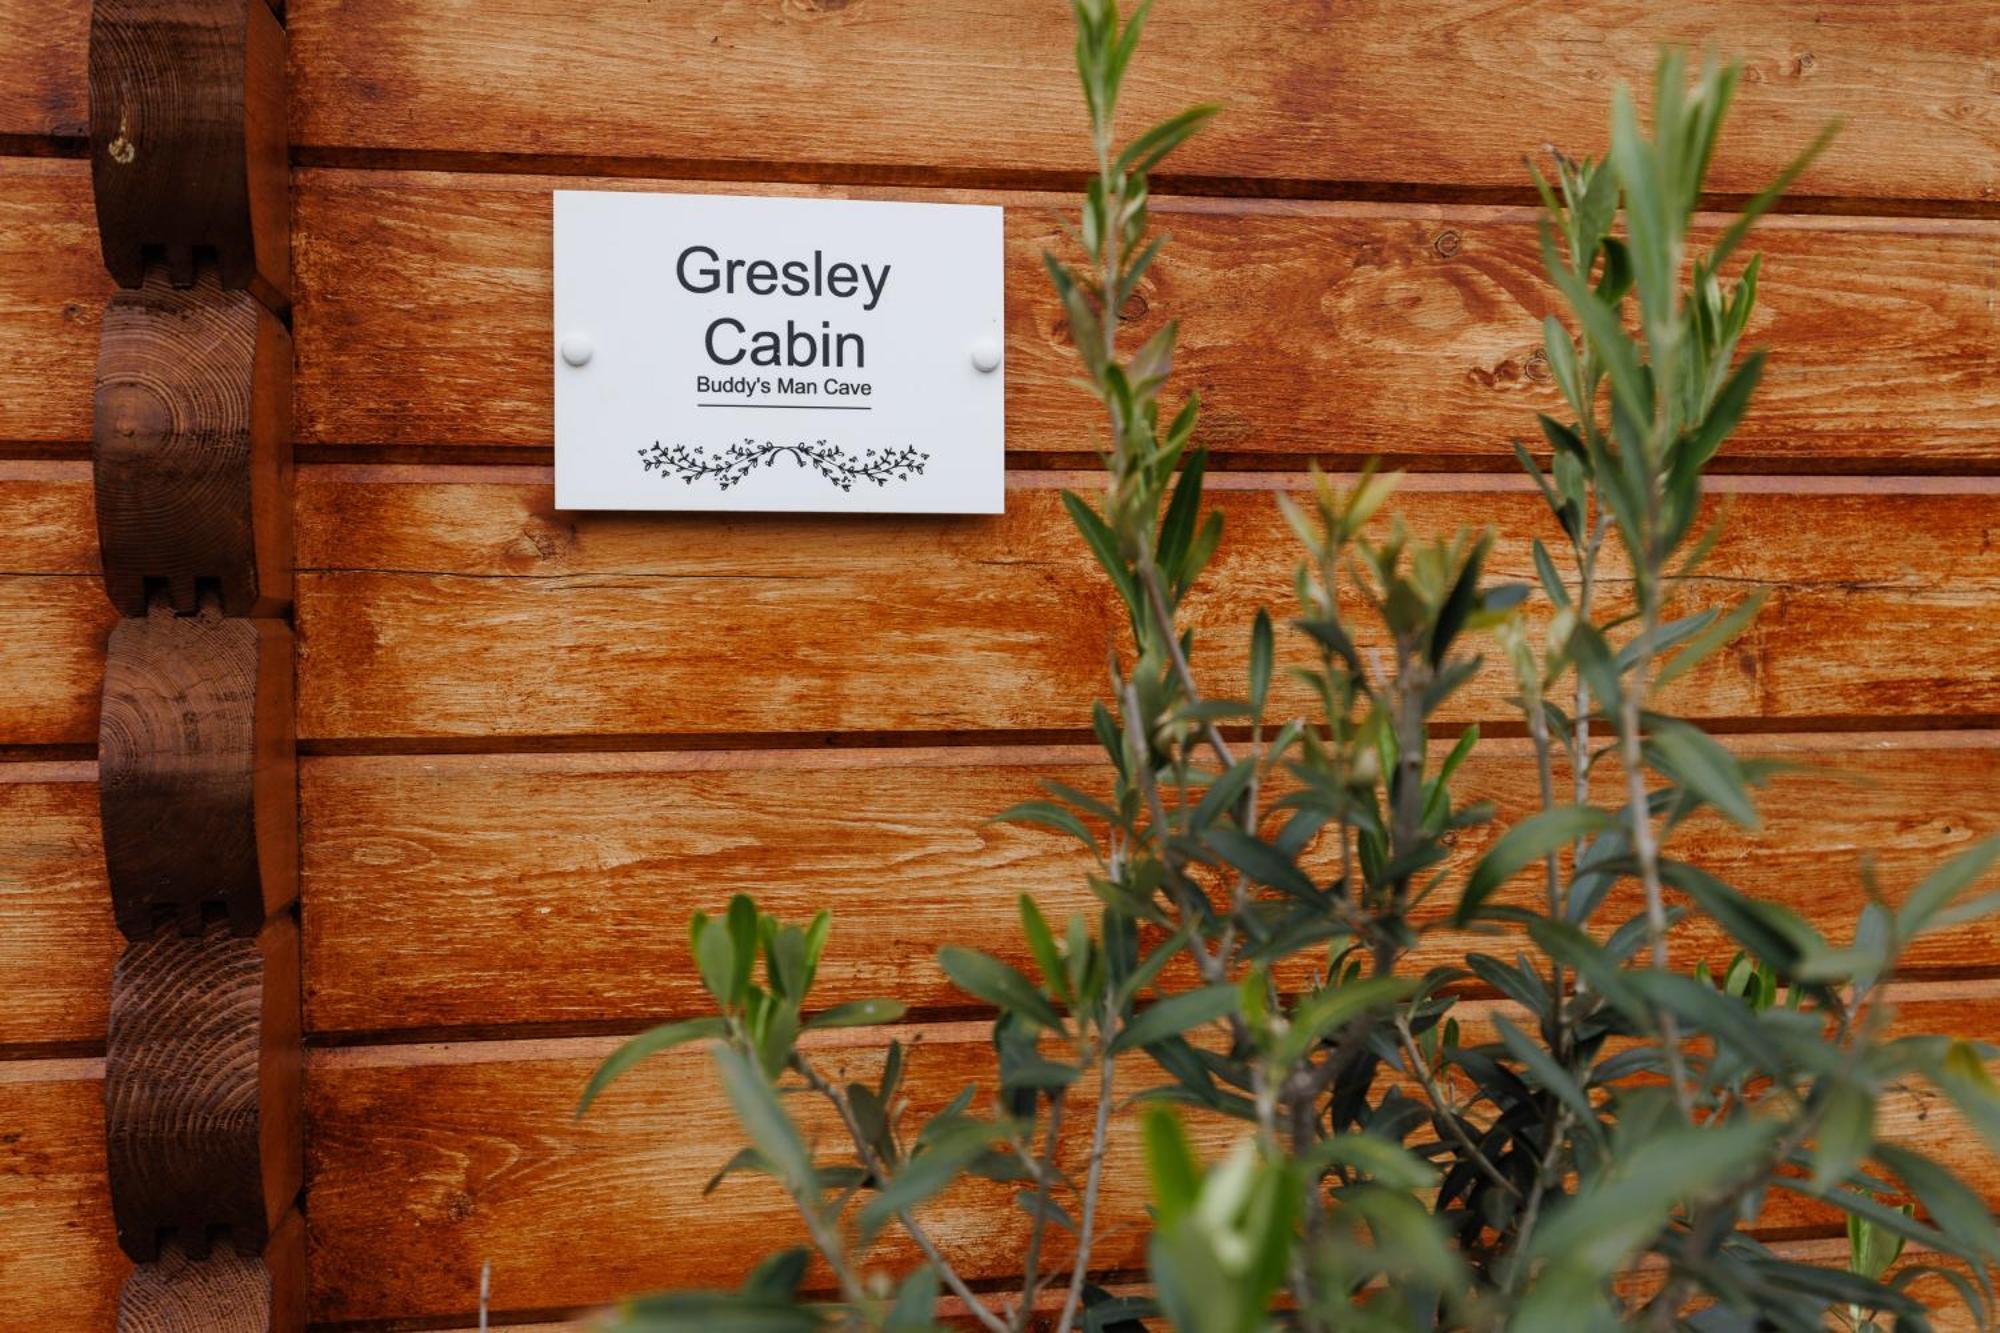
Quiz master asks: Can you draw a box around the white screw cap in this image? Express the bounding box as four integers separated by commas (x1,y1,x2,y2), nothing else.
559,332,595,367
970,337,1002,373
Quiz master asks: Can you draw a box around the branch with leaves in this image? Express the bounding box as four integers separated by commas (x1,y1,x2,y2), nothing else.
578,9,2000,1332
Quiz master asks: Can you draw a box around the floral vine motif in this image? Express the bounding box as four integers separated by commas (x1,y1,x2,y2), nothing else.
637,439,931,493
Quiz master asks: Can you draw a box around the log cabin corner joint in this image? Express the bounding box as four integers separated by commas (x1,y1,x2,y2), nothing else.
88,0,302,1327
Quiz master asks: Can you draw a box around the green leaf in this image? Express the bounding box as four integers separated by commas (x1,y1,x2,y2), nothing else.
695,915,737,1008
994,799,1101,854
1189,757,1257,835
1273,975,1413,1066
884,1265,941,1333
1249,608,1273,715
858,1120,995,1242
577,1016,727,1116
938,946,1065,1029
1457,806,1615,925
1875,1143,2000,1261
1111,985,1239,1054
1897,837,2000,937
1646,720,1760,828
1494,1013,1598,1130
1142,1104,1202,1227
1530,1118,1777,1272
1203,827,1321,903
1682,350,1765,470
804,998,906,1030
1060,490,1140,625
1114,103,1221,178
739,1248,811,1300
1299,1131,1438,1192
711,1043,813,1196
616,1291,825,1332
1429,536,1489,667
1019,895,1071,1004
1936,1040,2000,1156
726,894,759,1006
1811,1079,1874,1193
1655,589,1767,689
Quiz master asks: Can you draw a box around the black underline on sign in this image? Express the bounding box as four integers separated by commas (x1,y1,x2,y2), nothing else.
696,402,874,411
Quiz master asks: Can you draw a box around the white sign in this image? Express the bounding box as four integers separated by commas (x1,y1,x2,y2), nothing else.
554,191,1005,513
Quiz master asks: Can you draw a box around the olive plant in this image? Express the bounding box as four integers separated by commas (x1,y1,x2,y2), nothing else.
579,5,2000,1329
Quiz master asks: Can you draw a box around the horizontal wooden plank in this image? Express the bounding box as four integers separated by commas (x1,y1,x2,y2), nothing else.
285,1,2000,206
0,763,112,1051
300,733,2000,1041
0,3,87,145
9,468,1998,750
0,1058,124,1333
0,160,111,449
294,471,2000,746
304,991,2000,1324
0,464,110,749
3,1031,1986,1330
293,170,2000,470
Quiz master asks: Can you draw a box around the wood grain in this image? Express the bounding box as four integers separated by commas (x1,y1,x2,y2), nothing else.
104,916,301,1263
299,734,2000,1040
0,160,114,450
89,0,289,306
294,472,2000,745
293,170,2000,471
301,990,2000,1324
115,1208,303,1333
0,465,115,743
98,606,295,937
285,1,2000,206
0,762,116,1050
0,1,88,145
0,1058,126,1332
95,271,293,616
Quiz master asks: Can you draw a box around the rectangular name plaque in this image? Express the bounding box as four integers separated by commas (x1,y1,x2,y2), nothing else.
554,190,1005,513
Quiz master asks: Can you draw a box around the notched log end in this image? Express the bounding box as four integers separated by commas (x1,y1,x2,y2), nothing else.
116,1207,304,1332
99,612,297,940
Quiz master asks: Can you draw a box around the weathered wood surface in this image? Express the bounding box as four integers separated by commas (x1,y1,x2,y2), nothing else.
300,733,2000,1040
284,1,2000,205
89,0,289,305
104,917,300,1262
95,272,293,616
0,1058,125,1332
295,471,2000,745
0,161,113,450
0,463,114,750
115,1208,304,1333
0,762,114,1050
303,991,2000,1324
98,608,295,937
20,468,1996,751
4,734,1993,1050
0,2,88,144
293,171,2000,470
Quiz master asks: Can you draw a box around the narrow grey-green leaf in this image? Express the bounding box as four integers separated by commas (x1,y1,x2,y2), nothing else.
712,1043,813,1196
938,946,1064,1029
805,998,907,1030
1457,806,1615,925
577,1017,727,1116
1111,985,1239,1054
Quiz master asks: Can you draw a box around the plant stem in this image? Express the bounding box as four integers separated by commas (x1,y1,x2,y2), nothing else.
1056,1018,1118,1333
794,1054,1011,1333
1616,659,1696,1123
1396,1015,1521,1201
1014,1091,1066,1331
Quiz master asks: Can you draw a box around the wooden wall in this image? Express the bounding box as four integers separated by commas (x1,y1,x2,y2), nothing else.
1,2,1996,1328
